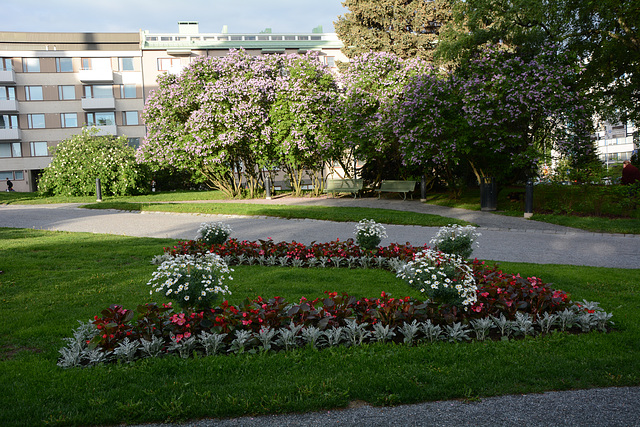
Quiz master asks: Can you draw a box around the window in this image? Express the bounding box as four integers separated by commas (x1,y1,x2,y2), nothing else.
0,142,21,157
1,170,23,180
127,137,140,148
87,112,115,126
56,58,73,72
324,56,335,67
61,113,78,128
84,85,113,99
120,84,136,98
23,57,40,72
119,57,134,71
0,58,12,71
25,86,43,101
58,85,75,100
28,114,45,129
0,86,16,100
0,114,18,129
157,58,181,71
122,111,138,126
30,141,48,157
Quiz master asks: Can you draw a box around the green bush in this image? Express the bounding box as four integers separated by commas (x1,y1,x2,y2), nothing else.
38,128,149,196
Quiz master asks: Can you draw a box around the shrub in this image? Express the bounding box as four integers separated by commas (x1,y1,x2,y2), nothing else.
147,253,233,311
196,222,233,245
429,224,481,259
398,249,477,308
38,128,149,196
354,219,388,250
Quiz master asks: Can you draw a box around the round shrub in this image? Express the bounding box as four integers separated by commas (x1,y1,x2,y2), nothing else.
398,249,477,308
430,224,481,259
147,253,233,311
197,222,233,245
354,219,388,250
38,128,149,196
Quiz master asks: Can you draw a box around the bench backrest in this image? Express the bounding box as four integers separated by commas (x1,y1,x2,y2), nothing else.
379,180,417,191
325,179,363,190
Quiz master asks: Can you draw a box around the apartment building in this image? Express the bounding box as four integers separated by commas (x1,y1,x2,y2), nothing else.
593,122,638,169
0,23,347,192
0,31,146,192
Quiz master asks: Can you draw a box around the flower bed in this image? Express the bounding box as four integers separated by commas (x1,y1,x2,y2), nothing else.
163,237,428,270
58,260,613,368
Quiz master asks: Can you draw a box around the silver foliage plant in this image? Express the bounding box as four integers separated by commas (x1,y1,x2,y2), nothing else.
58,301,614,368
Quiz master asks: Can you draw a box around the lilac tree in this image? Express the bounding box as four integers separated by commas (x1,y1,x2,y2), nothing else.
139,50,337,197
268,53,340,196
336,51,433,183
397,46,594,187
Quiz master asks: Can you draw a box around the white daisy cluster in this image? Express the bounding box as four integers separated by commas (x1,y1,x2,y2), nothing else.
398,249,477,308
197,222,233,245
429,224,481,259
147,253,233,308
354,219,388,239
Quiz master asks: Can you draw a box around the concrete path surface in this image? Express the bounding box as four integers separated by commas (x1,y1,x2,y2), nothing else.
1,196,638,269
2,196,639,426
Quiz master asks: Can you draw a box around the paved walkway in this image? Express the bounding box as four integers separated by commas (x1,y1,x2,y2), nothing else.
1,196,638,268
2,197,640,426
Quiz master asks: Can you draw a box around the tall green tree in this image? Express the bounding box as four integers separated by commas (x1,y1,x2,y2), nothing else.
335,0,453,59
437,0,640,123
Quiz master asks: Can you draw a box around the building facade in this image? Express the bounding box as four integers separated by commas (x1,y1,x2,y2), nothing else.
0,22,347,192
593,122,638,169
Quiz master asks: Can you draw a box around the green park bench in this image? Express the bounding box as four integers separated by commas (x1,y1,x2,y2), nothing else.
375,180,417,200
323,178,363,198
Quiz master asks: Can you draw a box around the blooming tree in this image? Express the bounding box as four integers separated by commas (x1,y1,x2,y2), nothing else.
336,51,433,182
397,46,595,186
268,53,339,196
139,50,274,197
138,49,338,197
39,128,148,196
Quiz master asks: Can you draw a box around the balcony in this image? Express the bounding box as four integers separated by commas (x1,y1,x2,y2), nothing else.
82,97,115,110
0,99,18,112
79,68,114,83
0,69,16,84
89,125,117,136
0,127,21,140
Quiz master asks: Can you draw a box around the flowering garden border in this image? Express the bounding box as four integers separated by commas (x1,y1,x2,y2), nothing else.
59,244,614,368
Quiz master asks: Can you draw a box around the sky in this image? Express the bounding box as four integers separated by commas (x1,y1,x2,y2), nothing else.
4,0,347,34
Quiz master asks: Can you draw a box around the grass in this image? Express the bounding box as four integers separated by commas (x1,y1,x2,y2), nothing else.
1,228,639,426
81,201,470,227
0,190,227,205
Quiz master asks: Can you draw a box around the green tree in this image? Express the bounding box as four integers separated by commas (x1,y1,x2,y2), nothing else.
437,0,640,123
39,128,148,196
335,0,453,59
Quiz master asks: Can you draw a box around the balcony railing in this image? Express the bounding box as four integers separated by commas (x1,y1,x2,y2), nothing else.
78,68,114,83
82,97,115,110
0,99,19,112
0,69,16,84
0,127,21,140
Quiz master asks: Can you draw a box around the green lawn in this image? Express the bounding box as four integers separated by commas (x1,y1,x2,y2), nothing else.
1,228,639,426
82,201,470,227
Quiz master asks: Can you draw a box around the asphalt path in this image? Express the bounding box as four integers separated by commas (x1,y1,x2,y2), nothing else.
2,197,639,426
1,197,638,269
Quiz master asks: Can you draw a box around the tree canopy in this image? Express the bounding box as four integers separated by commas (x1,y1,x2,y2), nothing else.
335,0,453,60
39,128,148,196
437,0,640,123
138,49,339,197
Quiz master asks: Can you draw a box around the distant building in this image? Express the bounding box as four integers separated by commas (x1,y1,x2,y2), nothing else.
0,22,346,192
594,122,638,169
